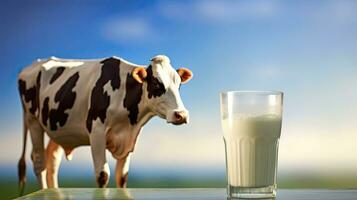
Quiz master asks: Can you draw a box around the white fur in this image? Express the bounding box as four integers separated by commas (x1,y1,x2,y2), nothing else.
122,153,131,175
42,60,84,70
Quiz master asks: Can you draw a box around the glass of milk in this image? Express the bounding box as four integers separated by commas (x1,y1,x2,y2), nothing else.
220,91,283,199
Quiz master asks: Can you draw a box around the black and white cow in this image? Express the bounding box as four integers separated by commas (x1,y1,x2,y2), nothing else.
17,55,193,194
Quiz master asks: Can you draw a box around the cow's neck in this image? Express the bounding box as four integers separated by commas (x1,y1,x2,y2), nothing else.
106,82,155,160
136,104,155,128
135,83,155,128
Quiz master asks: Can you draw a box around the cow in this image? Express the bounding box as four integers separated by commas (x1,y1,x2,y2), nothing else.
17,55,193,194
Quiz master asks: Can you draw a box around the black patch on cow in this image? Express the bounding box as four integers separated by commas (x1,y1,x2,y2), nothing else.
50,67,65,84
120,172,129,188
123,73,143,125
97,171,108,188
86,58,121,133
146,65,166,99
46,72,80,131
18,71,42,115
42,97,49,126
18,80,36,113
36,71,42,114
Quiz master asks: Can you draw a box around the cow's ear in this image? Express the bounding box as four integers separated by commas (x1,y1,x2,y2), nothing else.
177,68,193,84
132,67,147,84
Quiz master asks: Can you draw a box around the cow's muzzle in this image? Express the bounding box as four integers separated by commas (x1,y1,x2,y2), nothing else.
169,110,189,125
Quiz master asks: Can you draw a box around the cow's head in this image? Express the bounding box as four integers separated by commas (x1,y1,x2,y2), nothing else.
131,55,193,125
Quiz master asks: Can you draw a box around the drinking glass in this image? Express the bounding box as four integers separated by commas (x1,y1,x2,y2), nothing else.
220,91,283,199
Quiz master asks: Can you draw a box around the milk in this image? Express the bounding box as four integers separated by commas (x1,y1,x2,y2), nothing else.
222,114,282,187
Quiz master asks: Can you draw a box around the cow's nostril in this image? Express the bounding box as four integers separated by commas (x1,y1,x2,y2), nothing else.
174,111,184,121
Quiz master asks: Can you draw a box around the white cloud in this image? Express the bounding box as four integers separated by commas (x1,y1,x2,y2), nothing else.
320,0,357,24
198,1,276,21
100,1,357,44
297,0,357,27
102,16,154,43
101,1,279,43
253,65,284,78
0,133,23,163
132,126,225,169
159,1,278,24
279,129,357,173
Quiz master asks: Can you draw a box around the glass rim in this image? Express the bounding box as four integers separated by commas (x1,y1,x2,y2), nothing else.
220,90,283,96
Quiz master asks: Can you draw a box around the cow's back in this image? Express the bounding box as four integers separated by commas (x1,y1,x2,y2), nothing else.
43,58,100,139
19,57,104,147
19,56,138,148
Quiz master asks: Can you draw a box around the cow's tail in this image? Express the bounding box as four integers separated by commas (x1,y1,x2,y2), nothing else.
18,112,28,196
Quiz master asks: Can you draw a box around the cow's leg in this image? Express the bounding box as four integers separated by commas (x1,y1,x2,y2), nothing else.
46,140,63,188
115,153,131,188
90,126,110,188
28,117,47,189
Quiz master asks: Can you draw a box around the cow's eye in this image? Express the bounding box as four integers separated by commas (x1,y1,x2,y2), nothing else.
153,81,160,89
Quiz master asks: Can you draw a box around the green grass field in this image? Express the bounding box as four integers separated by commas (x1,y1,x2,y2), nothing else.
2,174,357,200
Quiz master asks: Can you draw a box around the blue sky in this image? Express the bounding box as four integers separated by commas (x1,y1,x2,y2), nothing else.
1,0,357,180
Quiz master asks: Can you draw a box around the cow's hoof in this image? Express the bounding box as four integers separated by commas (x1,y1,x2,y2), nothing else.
97,171,108,188
120,172,129,188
